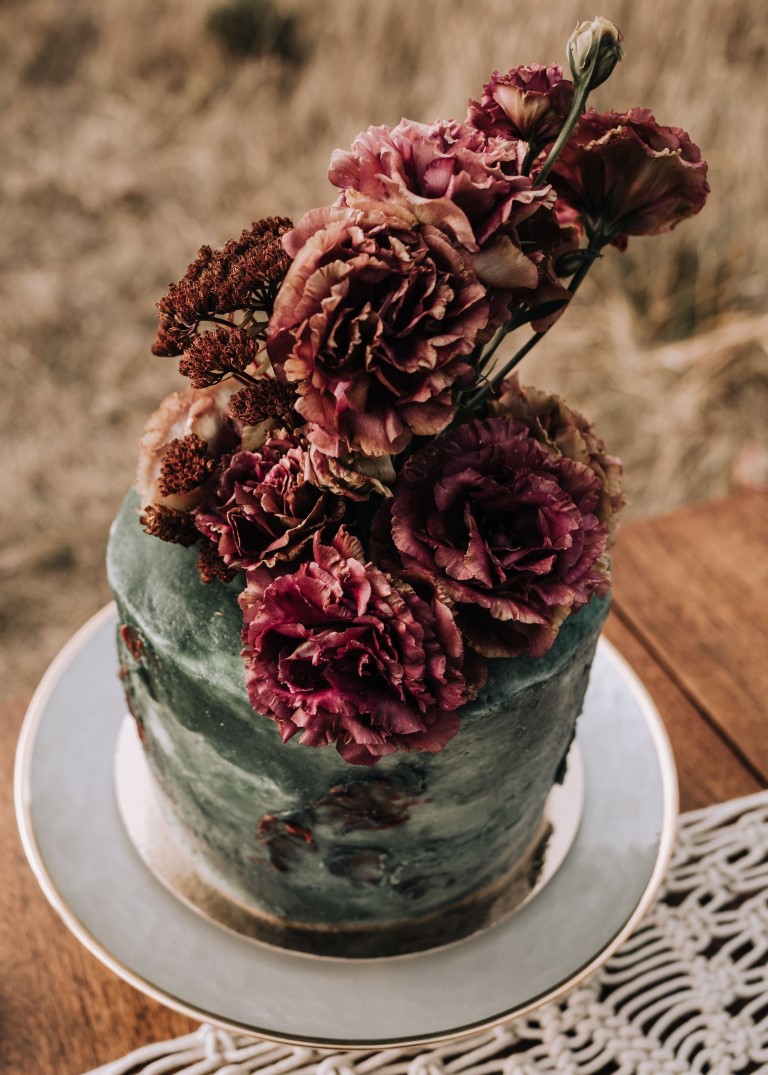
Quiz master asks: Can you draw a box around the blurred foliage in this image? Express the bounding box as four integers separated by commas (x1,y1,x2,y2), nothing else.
22,13,98,85
206,0,300,60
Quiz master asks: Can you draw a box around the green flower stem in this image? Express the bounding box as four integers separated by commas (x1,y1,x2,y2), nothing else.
465,242,601,410
482,329,543,390
473,303,534,375
231,369,261,386
536,77,591,187
477,322,515,373
521,142,543,177
535,32,613,187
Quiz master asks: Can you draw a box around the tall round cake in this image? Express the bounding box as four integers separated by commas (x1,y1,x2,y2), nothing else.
109,492,609,957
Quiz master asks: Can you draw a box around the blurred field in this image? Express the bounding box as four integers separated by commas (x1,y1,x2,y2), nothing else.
2,0,767,701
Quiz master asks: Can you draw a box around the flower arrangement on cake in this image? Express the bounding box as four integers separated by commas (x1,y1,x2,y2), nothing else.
107,16,710,954
133,17,708,771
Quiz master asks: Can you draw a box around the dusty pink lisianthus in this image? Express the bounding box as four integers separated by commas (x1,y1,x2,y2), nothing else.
240,530,468,766
194,431,342,571
550,108,710,249
329,118,554,251
267,202,489,458
386,417,610,659
489,375,625,541
467,64,574,147
136,383,236,511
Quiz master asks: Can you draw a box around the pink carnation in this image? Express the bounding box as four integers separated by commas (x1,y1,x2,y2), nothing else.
489,375,625,541
268,202,489,458
386,417,610,659
549,108,710,249
329,118,554,252
467,64,574,148
240,530,468,766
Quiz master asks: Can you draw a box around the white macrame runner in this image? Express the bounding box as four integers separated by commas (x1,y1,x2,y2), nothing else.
86,791,768,1075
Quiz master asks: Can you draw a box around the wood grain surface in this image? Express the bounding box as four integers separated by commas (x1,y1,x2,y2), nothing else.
1,491,766,1075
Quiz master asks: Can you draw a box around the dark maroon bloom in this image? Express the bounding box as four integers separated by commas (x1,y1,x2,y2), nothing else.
489,376,625,541
195,430,342,570
482,203,580,332
549,108,709,249
387,417,610,658
240,529,467,765
467,65,574,148
267,202,489,458
305,441,395,501
329,118,554,251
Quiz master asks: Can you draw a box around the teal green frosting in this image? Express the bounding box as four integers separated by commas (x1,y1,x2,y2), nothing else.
108,492,609,926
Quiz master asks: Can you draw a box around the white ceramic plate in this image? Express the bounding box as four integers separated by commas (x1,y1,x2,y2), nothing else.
15,604,677,1049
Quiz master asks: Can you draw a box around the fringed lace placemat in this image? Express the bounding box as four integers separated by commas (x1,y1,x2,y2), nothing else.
86,792,768,1075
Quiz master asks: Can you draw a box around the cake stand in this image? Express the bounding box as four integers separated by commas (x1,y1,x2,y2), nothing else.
15,603,677,1050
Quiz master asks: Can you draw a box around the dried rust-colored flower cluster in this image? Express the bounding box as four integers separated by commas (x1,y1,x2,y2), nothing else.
228,378,297,426
152,216,293,358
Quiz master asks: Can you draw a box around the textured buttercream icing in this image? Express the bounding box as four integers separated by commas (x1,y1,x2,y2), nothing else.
108,492,609,932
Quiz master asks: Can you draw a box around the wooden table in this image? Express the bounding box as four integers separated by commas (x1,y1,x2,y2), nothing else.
2,491,767,1075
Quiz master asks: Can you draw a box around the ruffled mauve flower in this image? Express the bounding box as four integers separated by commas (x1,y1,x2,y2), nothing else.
386,417,610,659
136,383,236,511
467,65,574,148
550,108,709,249
268,202,489,458
194,430,342,570
489,376,625,541
329,118,554,255
240,529,467,766
305,441,395,501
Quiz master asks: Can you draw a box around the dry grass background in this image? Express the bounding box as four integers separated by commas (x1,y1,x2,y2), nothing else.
2,0,767,702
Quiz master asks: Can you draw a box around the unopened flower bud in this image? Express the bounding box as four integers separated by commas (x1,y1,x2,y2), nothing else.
568,17,624,90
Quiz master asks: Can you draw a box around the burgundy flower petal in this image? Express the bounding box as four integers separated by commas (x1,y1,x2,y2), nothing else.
195,430,343,571
240,531,470,764
549,108,710,248
387,416,611,658
467,64,574,147
489,375,625,542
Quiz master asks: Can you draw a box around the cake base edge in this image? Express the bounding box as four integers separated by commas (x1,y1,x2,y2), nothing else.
114,714,585,960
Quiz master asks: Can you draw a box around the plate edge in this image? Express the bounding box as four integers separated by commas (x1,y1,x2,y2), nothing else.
13,606,680,1051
